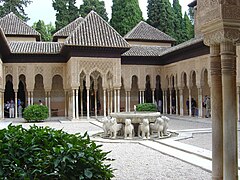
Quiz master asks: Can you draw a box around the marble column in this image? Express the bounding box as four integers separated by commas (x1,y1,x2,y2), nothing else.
72,89,75,119
15,91,18,118
48,92,51,118
94,89,97,117
128,91,131,112
28,91,31,106
152,89,155,104
142,91,145,103
198,87,203,118
31,91,33,105
80,89,83,117
125,90,128,112
163,91,166,114
45,92,48,106
188,89,192,117
179,89,184,116
114,89,117,113
210,44,223,180
107,90,110,115
2,91,4,118
139,91,142,104
103,89,106,117
238,86,240,121
76,89,79,119
221,42,237,180
64,91,67,117
169,89,172,115
110,90,113,113
117,89,120,112
175,89,179,115
86,89,90,119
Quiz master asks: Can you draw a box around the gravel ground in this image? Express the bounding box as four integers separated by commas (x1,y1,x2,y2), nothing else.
99,142,211,180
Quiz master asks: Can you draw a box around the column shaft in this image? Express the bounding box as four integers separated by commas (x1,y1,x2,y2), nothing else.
87,89,90,119
175,89,179,115
76,89,79,119
198,88,203,118
180,89,184,116
128,91,131,112
103,89,106,117
15,92,17,118
125,91,128,112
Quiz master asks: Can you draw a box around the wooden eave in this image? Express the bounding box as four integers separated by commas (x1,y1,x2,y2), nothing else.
121,41,209,65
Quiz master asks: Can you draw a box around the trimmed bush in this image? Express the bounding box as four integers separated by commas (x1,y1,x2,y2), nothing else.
136,103,157,112
23,104,49,122
0,124,114,179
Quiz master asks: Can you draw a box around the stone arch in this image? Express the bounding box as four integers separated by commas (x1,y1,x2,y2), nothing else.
4,75,14,117
18,74,27,108
120,77,125,112
131,75,139,110
189,70,198,116
201,68,210,117
155,75,163,110
51,75,65,117
145,75,152,103
33,74,45,104
181,71,189,115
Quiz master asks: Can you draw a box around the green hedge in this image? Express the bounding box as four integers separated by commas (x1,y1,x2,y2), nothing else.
0,124,114,179
136,103,157,112
23,104,49,122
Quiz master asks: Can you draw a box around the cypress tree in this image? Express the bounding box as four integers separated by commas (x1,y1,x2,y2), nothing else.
52,0,79,31
147,0,174,38
182,12,194,42
110,0,143,36
79,0,108,21
172,0,183,44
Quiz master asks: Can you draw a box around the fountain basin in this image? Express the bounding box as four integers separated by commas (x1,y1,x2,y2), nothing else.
110,111,161,123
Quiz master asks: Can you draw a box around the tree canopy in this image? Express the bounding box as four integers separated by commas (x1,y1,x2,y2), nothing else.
172,0,183,44
182,12,194,42
79,0,108,21
0,0,32,21
52,0,79,31
32,20,55,41
110,0,143,36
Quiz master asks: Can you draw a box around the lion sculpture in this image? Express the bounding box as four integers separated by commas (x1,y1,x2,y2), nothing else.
109,117,123,139
138,118,150,139
124,119,134,139
161,116,170,136
102,117,111,137
149,117,164,138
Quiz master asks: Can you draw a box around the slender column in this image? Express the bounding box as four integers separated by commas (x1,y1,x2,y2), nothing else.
169,89,172,115
48,92,51,118
76,89,79,119
2,91,4,118
179,89,184,116
45,92,48,106
28,91,31,106
64,91,67,117
221,42,237,180
80,89,83,117
125,91,128,112
163,91,166,114
15,91,17,118
103,89,106,117
189,89,192,117
0,91,2,118
175,89,179,115
139,91,142,104
31,92,33,105
94,90,97,117
117,89,120,112
128,91,131,112
198,87,203,118
87,88,90,119
113,89,116,113
72,89,75,119
107,90,110,115
142,91,145,103
152,89,155,104
238,87,240,121
210,44,223,180
110,90,113,113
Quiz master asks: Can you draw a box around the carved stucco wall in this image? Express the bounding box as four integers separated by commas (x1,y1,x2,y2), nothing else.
67,57,121,89
3,63,66,91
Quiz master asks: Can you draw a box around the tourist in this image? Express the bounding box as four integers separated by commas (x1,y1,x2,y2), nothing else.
191,98,196,116
172,97,176,114
9,99,14,118
186,98,189,115
39,100,43,105
158,99,162,113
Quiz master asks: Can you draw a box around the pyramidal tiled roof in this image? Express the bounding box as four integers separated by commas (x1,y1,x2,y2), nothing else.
53,17,84,38
9,42,63,54
65,11,130,48
124,21,175,42
0,13,40,37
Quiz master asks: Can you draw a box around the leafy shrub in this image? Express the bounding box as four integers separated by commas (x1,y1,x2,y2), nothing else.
23,104,49,122
0,124,114,179
136,103,157,112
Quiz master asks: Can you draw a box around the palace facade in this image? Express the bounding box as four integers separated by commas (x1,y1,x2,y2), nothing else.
0,2,239,120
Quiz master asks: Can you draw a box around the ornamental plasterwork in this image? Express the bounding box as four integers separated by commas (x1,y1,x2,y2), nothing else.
5,66,13,75
222,5,240,20
35,66,43,75
18,66,26,75
52,66,63,77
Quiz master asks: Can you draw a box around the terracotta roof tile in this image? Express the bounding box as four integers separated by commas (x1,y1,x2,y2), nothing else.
0,13,40,37
9,42,63,54
65,11,130,48
53,17,84,38
124,21,175,42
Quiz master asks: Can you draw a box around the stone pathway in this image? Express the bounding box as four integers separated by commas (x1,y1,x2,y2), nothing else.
1,115,239,179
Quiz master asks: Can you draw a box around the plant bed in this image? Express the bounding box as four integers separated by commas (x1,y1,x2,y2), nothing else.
23,104,49,122
136,103,157,112
0,124,114,179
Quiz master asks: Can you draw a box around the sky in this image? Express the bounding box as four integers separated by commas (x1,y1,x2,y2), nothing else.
25,0,193,26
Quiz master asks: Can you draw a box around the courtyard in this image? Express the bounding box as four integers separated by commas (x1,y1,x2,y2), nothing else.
1,116,237,180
